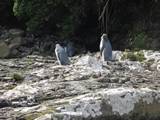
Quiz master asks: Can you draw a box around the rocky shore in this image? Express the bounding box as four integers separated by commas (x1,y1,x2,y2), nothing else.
0,50,160,120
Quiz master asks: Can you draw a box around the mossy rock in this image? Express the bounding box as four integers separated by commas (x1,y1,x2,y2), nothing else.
8,29,24,37
0,42,10,58
9,37,22,48
12,73,24,81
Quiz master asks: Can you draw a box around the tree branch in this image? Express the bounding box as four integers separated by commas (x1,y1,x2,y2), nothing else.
98,0,110,21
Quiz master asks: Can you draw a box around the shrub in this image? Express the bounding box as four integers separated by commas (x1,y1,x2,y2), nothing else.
122,50,146,62
133,32,148,49
128,23,148,50
12,0,95,38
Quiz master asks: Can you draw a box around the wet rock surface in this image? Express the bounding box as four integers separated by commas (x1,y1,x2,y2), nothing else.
0,50,160,120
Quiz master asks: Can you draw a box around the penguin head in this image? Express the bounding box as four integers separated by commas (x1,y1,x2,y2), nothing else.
101,33,108,41
55,44,61,48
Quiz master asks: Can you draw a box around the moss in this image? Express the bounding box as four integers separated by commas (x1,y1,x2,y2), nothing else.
122,50,146,62
12,73,24,81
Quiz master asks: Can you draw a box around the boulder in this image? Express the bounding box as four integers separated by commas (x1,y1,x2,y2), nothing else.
0,29,24,58
8,29,24,37
112,51,123,61
76,55,103,72
0,99,11,108
0,42,10,58
52,88,160,120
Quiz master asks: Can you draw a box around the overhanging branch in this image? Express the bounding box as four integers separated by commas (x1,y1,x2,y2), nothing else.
98,0,110,21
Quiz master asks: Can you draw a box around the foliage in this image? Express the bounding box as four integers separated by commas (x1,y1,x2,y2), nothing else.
129,31,148,50
13,0,52,31
122,50,146,62
12,0,95,38
127,21,148,50
1,0,158,51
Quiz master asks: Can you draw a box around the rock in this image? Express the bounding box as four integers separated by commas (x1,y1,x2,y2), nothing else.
52,88,160,120
8,29,24,37
125,61,144,71
112,51,123,61
0,40,22,58
0,99,11,108
0,42,10,58
0,51,160,119
76,55,103,72
9,37,22,48
0,28,24,58
144,50,160,62
35,114,52,120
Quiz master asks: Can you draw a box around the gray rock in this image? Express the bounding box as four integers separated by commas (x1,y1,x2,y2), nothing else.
0,51,160,119
0,99,11,108
76,55,103,72
144,50,160,62
52,88,160,120
35,114,52,120
8,29,24,37
112,51,123,61
0,42,10,58
0,29,23,58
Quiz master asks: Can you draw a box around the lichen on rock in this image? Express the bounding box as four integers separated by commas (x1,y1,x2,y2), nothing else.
0,51,160,120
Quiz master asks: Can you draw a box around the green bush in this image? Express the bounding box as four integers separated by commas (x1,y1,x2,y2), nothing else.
128,23,148,50
13,0,51,31
12,0,95,37
133,32,147,49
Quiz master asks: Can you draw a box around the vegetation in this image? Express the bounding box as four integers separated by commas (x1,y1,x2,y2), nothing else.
128,31,148,50
0,0,160,50
12,0,98,37
132,32,148,49
122,50,146,62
